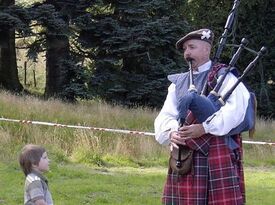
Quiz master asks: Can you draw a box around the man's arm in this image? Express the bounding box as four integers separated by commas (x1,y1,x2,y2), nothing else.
178,72,250,139
155,72,250,141
154,84,179,145
202,72,250,135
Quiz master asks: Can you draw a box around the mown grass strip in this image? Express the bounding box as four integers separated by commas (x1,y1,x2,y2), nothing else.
1,161,275,205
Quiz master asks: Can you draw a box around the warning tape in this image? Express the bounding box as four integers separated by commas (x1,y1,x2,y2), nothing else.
0,117,274,146
242,140,275,146
0,117,155,136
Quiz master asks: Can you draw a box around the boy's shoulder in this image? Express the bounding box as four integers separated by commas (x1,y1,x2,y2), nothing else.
25,172,48,193
25,171,48,187
25,172,43,189
24,173,52,205
26,173,41,184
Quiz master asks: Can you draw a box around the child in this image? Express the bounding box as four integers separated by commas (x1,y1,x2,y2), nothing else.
19,144,53,205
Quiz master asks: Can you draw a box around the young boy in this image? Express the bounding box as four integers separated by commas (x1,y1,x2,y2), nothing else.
19,144,53,205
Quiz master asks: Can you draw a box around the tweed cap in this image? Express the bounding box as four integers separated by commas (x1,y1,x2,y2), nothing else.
176,28,214,50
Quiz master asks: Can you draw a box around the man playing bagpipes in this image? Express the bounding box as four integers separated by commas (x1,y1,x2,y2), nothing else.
154,28,249,205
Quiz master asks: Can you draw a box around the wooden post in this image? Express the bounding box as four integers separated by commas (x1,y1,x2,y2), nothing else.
33,60,37,87
33,69,36,87
24,61,27,85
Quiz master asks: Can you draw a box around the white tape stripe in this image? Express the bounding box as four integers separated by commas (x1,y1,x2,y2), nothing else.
0,117,155,136
242,140,275,146
0,117,274,145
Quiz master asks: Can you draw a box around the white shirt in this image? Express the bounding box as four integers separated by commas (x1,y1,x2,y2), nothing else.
154,61,250,145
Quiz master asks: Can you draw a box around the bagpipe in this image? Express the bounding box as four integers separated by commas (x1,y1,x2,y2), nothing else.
170,0,267,175
178,42,267,136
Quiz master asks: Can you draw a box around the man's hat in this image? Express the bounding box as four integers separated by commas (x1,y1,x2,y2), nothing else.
176,28,214,50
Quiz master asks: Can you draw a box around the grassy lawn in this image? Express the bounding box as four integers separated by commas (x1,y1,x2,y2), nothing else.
0,91,274,204
0,161,165,205
245,167,275,205
1,161,275,205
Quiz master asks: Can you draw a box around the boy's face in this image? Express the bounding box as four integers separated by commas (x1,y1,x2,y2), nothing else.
33,152,50,173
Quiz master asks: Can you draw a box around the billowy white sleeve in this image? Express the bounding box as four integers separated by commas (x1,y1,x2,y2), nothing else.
202,72,250,135
154,84,180,145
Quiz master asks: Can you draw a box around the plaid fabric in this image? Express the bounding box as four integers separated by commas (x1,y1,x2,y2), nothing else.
162,135,245,205
207,63,227,90
233,135,245,202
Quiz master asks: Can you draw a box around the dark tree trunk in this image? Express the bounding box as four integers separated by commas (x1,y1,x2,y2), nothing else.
44,33,70,98
0,0,23,92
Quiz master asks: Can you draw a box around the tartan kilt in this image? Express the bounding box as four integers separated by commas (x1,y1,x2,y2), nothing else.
162,135,245,205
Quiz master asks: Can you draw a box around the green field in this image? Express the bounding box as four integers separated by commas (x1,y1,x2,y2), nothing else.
1,161,275,205
0,90,275,204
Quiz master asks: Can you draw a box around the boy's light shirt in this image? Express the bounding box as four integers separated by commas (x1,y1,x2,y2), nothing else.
24,171,53,205
154,61,250,145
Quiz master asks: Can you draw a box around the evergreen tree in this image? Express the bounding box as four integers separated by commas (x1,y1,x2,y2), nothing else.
0,0,30,92
79,0,190,107
236,0,275,117
182,0,275,117
27,0,89,101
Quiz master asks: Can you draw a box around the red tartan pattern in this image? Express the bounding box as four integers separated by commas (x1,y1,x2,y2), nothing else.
162,135,245,205
234,136,245,202
207,63,227,90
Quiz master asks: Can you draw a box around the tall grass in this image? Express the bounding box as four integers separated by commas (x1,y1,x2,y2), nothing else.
0,90,168,167
0,90,274,167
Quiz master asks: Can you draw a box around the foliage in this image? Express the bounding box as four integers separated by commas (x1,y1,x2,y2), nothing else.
235,0,275,117
79,0,189,107
182,0,275,118
0,5,31,36
1,0,274,116
55,58,89,101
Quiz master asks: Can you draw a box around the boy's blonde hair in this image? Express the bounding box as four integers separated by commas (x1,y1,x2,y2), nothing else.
19,144,46,176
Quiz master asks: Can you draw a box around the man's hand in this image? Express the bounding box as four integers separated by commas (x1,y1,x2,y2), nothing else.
178,124,206,139
169,124,206,149
169,131,187,149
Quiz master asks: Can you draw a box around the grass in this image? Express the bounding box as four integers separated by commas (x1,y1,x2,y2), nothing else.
0,90,168,167
1,161,275,205
0,161,166,205
0,90,275,204
0,90,274,167
245,167,275,205
10,38,275,204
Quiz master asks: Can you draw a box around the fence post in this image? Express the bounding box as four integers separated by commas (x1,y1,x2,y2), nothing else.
24,61,27,85
33,69,36,87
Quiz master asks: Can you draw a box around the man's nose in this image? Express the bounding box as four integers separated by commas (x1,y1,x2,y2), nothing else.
184,48,190,56
184,52,190,59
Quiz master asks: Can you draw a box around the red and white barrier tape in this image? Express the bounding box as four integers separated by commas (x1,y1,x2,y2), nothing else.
0,117,155,136
0,117,274,146
242,140,275,146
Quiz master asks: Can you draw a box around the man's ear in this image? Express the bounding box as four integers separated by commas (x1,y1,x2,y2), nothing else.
203,44,211,55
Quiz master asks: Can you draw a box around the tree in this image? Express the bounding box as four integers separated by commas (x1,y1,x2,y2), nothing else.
235,0,275,117
27,0,93,101
27,1,72,99
182,0,275,118
79,0,190,107
0,0,26,92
